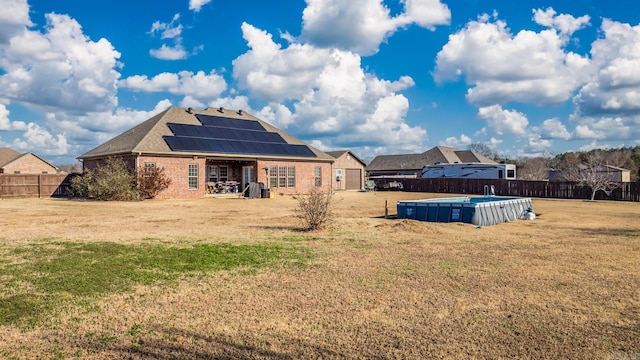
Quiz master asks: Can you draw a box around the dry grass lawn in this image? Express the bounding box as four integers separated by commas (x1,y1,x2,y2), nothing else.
0,191,639,359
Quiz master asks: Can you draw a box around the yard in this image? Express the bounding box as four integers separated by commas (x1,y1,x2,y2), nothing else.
0,192,639,359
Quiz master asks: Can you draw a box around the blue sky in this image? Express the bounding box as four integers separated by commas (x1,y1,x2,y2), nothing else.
1,0,640,165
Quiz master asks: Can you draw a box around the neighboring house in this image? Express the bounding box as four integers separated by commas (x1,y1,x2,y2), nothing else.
326,150,367,191
549,164,631,183
0,147,58,174
78,107,335,199
366,146,495,178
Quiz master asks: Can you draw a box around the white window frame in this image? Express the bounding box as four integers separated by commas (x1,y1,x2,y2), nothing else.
219,166,229,182
287,166,295,188
209,165,218,182
314,166,322,187
269,165,277,188
188,164,199,190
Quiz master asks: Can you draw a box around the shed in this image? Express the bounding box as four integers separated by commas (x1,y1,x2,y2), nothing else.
326,150,367,190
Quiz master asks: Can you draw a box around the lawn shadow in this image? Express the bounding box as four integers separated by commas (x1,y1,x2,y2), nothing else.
81,325,345,359
252,225,307,232
371,214,398,219
572,227,640,238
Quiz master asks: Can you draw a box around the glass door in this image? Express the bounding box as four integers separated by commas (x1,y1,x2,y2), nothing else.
242,166,255,188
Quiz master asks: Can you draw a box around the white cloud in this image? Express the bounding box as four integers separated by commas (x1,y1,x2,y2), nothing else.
0,0,31,43
0,104,68,156
488,137,502,147
527,134,552,152
401,0,452,29
149,14,183,40
300,0,450,55
434,8,591,106
47,100,174,155
232,23,425,153
0,13,121,112
573,20,640,116
179,96,205,109
119,70,227,100
255,103,296,129
537,118,571,139
565,19,640,146
150,44,188,60
440,134,472,148
473,107,559,155
0,104,27,131
148,13,200,60
233,23,332,102
579,140,611,152
20,122,69,155
532,7,590,40
574,124,604,139
189,0,212,12
477,105,529,136
572,116,634,140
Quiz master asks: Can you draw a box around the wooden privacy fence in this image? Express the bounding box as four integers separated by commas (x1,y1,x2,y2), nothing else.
0,174,72,199
375,178,640,202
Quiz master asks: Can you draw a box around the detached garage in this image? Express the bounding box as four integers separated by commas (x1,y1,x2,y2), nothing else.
327,150,367,191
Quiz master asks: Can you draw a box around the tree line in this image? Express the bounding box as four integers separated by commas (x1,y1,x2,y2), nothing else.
468,143,640,201
468,143,640,182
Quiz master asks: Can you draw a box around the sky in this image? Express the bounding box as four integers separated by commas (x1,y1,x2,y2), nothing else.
1,0,640,165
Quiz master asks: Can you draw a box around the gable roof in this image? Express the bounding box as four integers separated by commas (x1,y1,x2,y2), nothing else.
598,164,630,172
78,107,334,162
0,147,21,167
0,147,58,171
326,150,367,166
365,146,495,172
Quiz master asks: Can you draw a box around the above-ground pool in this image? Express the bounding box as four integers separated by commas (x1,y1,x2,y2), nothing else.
396,196,534,226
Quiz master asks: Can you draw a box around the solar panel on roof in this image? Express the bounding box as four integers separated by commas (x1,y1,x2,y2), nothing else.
163,135,316,157
195,114,265,131
167,123,287,144
165,113,315,157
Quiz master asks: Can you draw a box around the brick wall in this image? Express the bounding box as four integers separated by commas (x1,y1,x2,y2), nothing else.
138,155,206,199
82,155,332,199
257,160,332,195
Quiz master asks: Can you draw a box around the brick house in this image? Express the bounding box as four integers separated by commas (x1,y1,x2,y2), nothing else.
0,147,59,174
326,150,367,191
77,107,334,199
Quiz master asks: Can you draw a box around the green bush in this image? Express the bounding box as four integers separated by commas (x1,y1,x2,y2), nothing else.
69,157,141,201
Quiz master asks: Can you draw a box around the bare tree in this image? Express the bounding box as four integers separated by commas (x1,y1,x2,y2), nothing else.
467,143,496,160
295,187,335,231
56,162,83,174
518,157,550,180
137,165,172,199
563,151,622,201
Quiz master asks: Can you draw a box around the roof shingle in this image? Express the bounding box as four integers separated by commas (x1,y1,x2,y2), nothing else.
79,107,334,162
365,146,495,172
